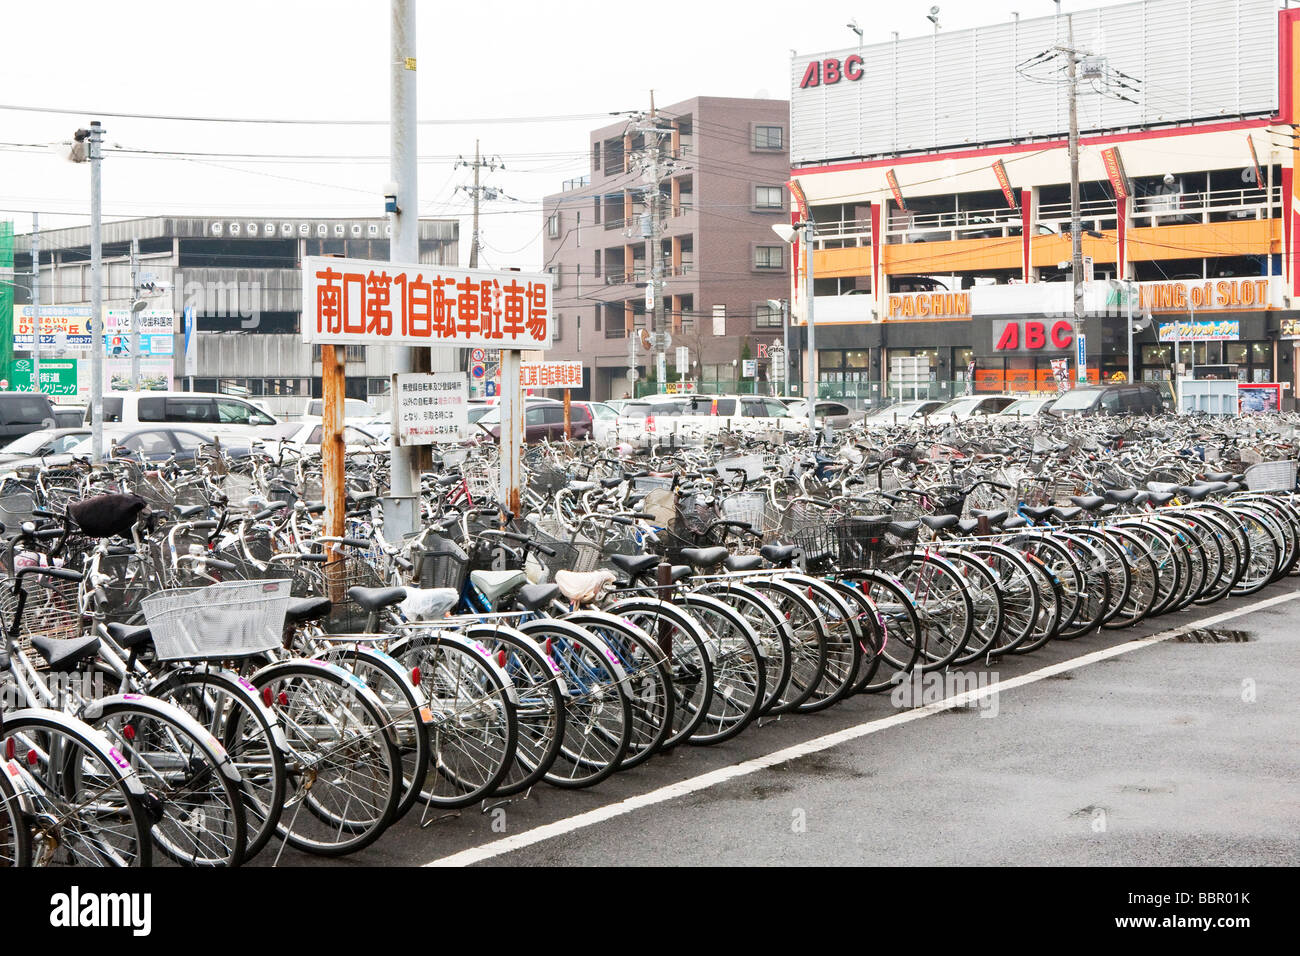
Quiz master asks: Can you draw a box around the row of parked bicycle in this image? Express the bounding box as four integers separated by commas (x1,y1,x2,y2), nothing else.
1,410,1297,866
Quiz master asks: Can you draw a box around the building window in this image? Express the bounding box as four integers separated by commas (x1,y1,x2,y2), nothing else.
753,125,784,150
753,246,783,270
366,377,391,397
754,186,784,210
546,265,562,289
554,314,563,342
310,344,366,363
591,142,600,172
755,303,783,328
547,212,561,238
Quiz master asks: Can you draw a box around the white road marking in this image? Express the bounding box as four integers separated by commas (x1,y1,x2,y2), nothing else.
426,587,1300,867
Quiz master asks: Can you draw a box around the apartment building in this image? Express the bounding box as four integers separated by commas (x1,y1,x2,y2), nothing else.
541,96,790,400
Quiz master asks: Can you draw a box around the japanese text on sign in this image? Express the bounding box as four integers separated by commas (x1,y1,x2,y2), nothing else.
394,371,467,446
519,361,582,390
302,256,552,350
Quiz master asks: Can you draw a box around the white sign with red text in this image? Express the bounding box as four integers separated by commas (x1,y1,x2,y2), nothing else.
394,371,467,446
519,361,583,390
302,256,553,350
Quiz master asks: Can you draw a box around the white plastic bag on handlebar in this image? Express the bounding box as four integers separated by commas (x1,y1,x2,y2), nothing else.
399,587,460,621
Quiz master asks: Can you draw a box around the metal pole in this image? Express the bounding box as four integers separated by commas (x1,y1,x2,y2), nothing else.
88,122,104,463
469,139,480,269
129,237,140,389
1066,15,1085,355
782,299,790,396
30,213,39,393
805,222,817,437
1127,279,1135,383
387,0,419,530
499,349,523,515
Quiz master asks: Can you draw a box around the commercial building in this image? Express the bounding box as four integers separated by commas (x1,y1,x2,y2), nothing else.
7,215,458,414
787,0,1300,408
541,96,791,401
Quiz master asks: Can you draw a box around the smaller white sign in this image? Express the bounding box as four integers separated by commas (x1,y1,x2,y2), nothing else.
742,359,757,378
675,346,689,371
520,361,583,390
394,371,467,445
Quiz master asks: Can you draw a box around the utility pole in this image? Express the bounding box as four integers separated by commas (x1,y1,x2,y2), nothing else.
129,237,140,388
1064,14,1086,381
634,92,670,392
456,143,502,270
84,122,105,462
30,213,39,393
386,0,420,535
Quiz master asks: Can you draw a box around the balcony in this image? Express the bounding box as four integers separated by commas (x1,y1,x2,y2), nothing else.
813,218,872,249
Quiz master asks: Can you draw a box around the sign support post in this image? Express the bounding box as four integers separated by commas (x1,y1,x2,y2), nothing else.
563,388,571,440
500,349,523,516
321,344,346,572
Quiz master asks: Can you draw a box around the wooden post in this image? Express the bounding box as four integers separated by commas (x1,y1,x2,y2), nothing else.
322,344,346,600
563,388,571,440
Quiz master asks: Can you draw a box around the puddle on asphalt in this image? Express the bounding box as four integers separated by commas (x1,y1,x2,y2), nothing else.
1172,628,1255,644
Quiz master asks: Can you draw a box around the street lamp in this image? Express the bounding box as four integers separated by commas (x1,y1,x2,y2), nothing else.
772,220,817,437
767,297,790,396
846,19,863,46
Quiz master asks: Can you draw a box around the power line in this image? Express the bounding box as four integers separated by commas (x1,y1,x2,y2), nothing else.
0,103,632,126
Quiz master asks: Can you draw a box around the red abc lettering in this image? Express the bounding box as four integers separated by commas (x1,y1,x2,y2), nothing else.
995,323,1019,350
823,58,842,85
800,61,820,88
844,54,864,81
1024,322,1045,349
1050,321,1073,349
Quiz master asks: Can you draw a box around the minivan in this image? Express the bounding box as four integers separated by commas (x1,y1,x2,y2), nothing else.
1047,383,1166,417
0,393,57,448
88,391,281,441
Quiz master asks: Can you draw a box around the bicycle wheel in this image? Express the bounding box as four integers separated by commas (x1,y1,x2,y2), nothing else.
0,759,32,867
1068,528,1133,627
466,623,567,793
387,633,517,808
878,551,974,672
151,664,288,863
1008,532,1085,634
782,574,860,713
696,580,792,715
1,709,154,866
1116,521,1181,616
250,660,401,857
825,579,885,692
1229,506,1283,596
677,593,766,743
740,579,826,713
843,571,923,693
1052,532,1111,638
1007,551,1063,655
964,542,1039,655
942,549,1006,666
1099,526,1159,628
558,611,672,769
603,598,714,747
310,642,430,823
82,694,246,867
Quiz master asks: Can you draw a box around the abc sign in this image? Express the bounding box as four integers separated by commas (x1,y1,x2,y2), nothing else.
994,319,1074,351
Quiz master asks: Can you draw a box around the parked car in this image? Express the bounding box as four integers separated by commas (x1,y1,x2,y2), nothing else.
929,394,1018,419
0,426,231,473
863,400,945,425
785,399,866,428
1046,383,1167,417
613,396,690,448
670,394,807,445
263,420,385,455
53,405,87,428
997,397,1059,418
574,401,619,446
476,399,594,444
0,427,91,464
0,393,57,448
90,391,281,443
301,397,376,421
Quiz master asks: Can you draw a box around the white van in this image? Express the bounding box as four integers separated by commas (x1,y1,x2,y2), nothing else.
89,391,281,443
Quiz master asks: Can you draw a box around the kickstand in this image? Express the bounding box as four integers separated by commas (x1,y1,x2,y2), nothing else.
480,785,532,814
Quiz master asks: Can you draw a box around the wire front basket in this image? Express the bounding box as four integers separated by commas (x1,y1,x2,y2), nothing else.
322,551,386,633
141,579,292,661
1,575,84,671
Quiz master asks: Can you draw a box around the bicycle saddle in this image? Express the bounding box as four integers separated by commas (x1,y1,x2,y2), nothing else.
105,622,153,650
888,520,920,537
1176,484,1213,501
346,586,409,613
679,546,729,571
920,514,960,532
609,553,660,581
724,554,763,572
467,571,526,604
29,634,101,672
956,518,982,535
1202,470,1234,482
1069,495,1107,512
759,544,799,567
1020,506,1056,522
670,565,694,583
971,509,1008,524
285,597,332,625
176,504,207,519
1147,491,1176,506
1104,489,1143,504
1002,515,1029,529
567,481,598,494
1052,506,1083,521
600,477,623,490
512,582,561,612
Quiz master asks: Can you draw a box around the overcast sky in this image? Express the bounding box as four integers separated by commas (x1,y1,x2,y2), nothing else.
1,0,1140,268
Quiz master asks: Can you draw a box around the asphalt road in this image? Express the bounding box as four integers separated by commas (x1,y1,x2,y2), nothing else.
265,578,1300,867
